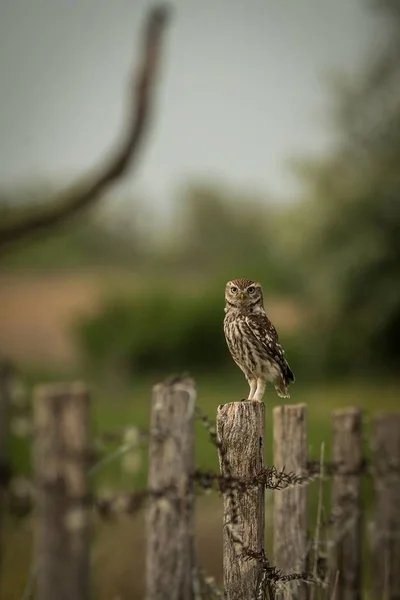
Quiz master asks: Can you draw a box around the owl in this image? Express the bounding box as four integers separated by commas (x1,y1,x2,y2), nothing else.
223,278,294,401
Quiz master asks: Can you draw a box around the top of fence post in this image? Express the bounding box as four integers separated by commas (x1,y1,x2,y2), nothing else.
273,403,308,600
146,376,196,600
33,381,91,600
330,407,363,600
217,400,266,600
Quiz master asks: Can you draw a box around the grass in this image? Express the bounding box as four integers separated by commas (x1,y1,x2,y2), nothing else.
86,374,400,489
3,372,400,599
11,371,400,487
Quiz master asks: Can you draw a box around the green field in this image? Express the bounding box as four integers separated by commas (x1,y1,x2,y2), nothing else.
90,375,399,485
3,375,400,599
12,372,400,482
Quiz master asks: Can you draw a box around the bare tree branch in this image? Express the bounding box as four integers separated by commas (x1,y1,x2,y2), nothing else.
0,4,170,253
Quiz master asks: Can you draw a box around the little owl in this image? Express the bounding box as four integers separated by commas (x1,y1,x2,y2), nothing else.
224,278,294,401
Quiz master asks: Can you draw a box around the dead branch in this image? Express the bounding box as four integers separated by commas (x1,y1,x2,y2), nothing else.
0,4,170,253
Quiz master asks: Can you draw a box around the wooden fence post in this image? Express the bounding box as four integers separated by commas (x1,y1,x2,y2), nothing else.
33,382,91,600
273,403,308,600
371,413,400,600
330,408,363,600
217,401,265,600
146,376,196,600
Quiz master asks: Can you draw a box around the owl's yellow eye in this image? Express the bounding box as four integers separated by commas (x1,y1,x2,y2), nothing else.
231,286,238,293
248,286,255,294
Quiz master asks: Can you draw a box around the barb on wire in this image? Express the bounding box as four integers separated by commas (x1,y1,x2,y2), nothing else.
193,464,315,495
243,547,317,599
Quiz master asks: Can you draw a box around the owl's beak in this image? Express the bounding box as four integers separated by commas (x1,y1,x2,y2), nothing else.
240,293,245,302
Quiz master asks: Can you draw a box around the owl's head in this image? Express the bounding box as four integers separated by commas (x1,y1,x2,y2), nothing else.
225,278,263,310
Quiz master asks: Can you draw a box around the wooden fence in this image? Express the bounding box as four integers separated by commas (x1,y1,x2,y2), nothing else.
0,368,399,600
218,402,400,600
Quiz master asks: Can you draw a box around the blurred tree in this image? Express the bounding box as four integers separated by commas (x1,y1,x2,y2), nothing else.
167,184,295,293
0,6,169,254
0,188,150,270
287,0,400,375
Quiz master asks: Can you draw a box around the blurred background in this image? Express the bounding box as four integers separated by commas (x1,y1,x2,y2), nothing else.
1,0,399,598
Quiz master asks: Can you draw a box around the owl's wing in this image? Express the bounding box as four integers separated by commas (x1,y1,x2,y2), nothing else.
244,312,295,382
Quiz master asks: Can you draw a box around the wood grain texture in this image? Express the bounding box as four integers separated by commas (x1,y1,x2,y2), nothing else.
146,377,196,600
217,401,265,600
371,413,400,600
33,382,91,600
273,403,308,600
330,408,363,600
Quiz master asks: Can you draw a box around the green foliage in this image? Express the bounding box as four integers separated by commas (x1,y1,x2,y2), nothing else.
0,184,296,297
74,286,304,381
74,287,231,379
284,4,400,377
0,189,147,270
5,0,400,381
166,184,298,294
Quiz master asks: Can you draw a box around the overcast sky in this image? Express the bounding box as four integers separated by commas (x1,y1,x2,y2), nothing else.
0,0,380,212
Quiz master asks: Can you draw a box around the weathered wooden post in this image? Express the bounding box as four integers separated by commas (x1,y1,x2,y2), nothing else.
330,408,363,600
273,403,308,600
217,401,265,600
33,382,91,600
146,376,196,600
371,413,400,600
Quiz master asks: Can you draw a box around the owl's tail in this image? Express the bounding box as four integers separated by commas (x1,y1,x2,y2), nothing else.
274,374,292,398
284,361,295,383
275,383,290,399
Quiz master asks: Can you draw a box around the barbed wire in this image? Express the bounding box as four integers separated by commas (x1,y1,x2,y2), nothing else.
224,520,319,600
3,379,391,490
3,399,398,521
1,398,327,599
2,371,399,600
